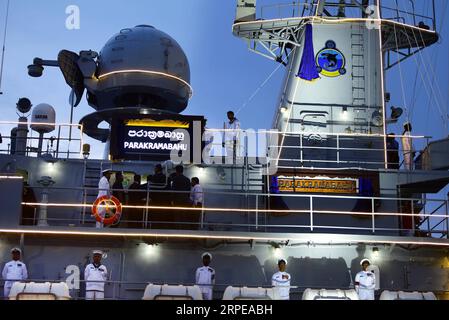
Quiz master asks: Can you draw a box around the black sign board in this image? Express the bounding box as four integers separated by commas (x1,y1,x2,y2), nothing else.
110,115,204,161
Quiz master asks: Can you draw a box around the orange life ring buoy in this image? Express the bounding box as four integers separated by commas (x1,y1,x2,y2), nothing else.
91,195,123,226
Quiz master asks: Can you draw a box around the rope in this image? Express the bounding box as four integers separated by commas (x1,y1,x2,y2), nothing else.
409,68,419,120
412,1,449,134
409,26,447,133
391,9,409,121
398,5,446,132
236,47,295,116
0,0,11,94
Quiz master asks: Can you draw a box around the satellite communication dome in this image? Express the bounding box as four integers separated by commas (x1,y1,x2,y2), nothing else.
86,25,191,114
30,103,56,133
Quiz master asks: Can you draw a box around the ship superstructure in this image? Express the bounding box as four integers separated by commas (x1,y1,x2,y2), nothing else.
0,0,449,300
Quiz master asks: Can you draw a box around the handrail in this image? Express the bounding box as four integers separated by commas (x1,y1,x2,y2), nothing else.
0,121,83,159
19,182,449,238
419,202,446,227
256,0,436,31
26,184,449,203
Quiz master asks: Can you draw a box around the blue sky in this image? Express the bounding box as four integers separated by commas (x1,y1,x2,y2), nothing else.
0,0,448,159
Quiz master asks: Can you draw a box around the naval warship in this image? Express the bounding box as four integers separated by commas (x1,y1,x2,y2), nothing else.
0,0,449,300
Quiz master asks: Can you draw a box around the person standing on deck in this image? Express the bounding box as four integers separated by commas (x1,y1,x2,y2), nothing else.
195,252,215,300
85,250,108,300
272,259,291,300
401,122,415,170
222,111,241,164
355,258,376,300
2,248,28,299
95,170,112,229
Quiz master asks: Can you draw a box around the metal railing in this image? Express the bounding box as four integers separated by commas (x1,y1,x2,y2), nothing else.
257,0,436,31
0,120,432,169
1,277,447,300
207,128,431,170
259,1,314,20
0,121,83,160
21,184,449,239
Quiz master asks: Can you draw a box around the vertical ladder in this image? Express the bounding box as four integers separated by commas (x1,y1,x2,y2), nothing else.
351,23,367,134
244,163,265,231
81,161,103,224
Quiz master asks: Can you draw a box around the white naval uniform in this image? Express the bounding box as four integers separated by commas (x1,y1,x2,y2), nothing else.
224,119,241,161
190,184,204,206
2,260,28,298
195,266,215,300
355,270,376,300
272,271,291,300
84,263,108,300
96,176,110,228
401,131,414,170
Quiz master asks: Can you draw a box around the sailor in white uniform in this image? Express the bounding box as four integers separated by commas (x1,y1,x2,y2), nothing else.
272,259,291,300
85,250,108,300
95,170,112,228
223,111,241,163
401,122,415,170
2,248,28,299
355,258,376,300
195,252,215,300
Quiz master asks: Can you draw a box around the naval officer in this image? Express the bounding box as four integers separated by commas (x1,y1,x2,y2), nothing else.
401,122,415,171
223,111,241,164
272,259,291,300
2,247,28,299
195,252,215,300
95,170,112,228
85,250,108,300
355,258,376,300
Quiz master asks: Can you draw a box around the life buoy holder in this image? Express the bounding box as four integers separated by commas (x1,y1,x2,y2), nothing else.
91,195,122,226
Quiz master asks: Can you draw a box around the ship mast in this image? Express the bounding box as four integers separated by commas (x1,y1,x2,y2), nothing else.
233,0,439,170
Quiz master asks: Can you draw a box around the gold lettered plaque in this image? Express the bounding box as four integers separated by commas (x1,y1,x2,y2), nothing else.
277,176,358,194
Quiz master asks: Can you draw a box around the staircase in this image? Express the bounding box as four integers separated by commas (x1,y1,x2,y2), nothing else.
399,193,426,236
246,163,265,191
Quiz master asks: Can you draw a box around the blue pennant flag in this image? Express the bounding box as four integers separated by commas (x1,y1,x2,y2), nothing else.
297,24,320,81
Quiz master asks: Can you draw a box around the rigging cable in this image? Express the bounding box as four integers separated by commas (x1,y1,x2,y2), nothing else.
412,22,448,133
0,0,11,95
407,1,448,124
417,0,449,134
391,11,409,122
400,2,447,134
236,46,295,116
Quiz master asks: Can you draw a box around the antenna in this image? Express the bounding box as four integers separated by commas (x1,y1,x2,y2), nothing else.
0,0,11,95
